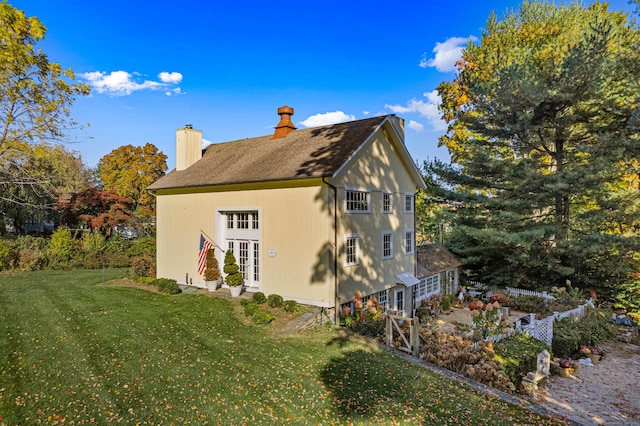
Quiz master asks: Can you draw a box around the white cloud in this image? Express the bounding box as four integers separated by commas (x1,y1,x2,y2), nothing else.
419,36,477,72
81,70,182,96
158,71,183,84
202,138,212,149
165,88,183,96
407,120,424,132
385,90,446,131
298,111,356,128
362,110,370,116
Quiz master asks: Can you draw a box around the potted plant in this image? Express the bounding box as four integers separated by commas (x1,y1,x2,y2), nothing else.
223,250,243,297
557,358,576,377
204,248,221,291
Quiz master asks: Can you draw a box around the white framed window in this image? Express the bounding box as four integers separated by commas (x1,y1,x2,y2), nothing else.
404,193,414,213
227,214,234,229
346,189,370,213
382,231,393,259
252,212,259,230
377,289,388,309
405,230,414,254
417,281,426,300
382,191,392,213
345,234,360,266
237,213,249,229
416,275,441,304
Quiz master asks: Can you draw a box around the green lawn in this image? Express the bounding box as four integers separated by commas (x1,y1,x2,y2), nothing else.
0,269,562,425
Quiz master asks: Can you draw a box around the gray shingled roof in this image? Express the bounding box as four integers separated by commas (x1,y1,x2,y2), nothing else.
416,244,462,278
149,115,390,190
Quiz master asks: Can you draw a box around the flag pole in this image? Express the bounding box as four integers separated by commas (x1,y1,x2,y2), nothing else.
200,230,225,252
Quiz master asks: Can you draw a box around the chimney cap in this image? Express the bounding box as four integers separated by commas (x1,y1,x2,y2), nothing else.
273,105,296,139
185,124,193,129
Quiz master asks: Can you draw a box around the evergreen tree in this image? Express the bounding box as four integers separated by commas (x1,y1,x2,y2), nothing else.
431,1,640,295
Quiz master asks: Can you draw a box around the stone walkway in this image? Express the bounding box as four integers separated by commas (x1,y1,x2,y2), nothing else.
430,307,640,425
537,341,640,425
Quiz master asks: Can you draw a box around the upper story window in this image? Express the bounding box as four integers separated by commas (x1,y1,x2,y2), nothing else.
382,192,392,213
237,213,249,229
225,211,259,230
405,230,414,254
346,189,370,213
382,231,393,259
404,193,414,213
345,234,360,266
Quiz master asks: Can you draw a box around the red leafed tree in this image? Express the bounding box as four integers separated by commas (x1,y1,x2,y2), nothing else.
56,187,133,235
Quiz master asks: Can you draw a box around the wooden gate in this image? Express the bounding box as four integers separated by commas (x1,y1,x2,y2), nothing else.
386,314,420,357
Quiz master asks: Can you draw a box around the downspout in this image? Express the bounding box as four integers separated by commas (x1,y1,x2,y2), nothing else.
323,176,339,325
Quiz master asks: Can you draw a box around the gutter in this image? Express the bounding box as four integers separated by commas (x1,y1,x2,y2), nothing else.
322,176,339,325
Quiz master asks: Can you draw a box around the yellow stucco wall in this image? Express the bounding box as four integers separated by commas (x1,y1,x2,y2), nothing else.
154,117,422,310
332,126,419,304
155,181,335,306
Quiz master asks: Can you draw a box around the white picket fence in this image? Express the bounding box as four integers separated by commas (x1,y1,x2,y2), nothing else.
467,281,555,301
473,300,595,348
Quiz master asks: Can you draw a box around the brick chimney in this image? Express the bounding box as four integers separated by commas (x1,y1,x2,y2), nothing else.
273,106,297,138
176,124,202,171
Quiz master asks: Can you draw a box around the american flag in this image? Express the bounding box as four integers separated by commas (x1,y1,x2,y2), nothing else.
198,234,214,275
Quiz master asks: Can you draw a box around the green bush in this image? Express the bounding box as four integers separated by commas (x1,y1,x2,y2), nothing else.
507,296,547,315
494,332,550,387
0,239,16,270
15,235,47,271
252,309,275,325
267,294,284,308
283,300,298,313
126,236,156,257
47,227,79,269
252,292,267,304
104,235,132,254
81,229,106,257
551,308,613,358
154,278,181,295
244,301,261,317
135,276,156,285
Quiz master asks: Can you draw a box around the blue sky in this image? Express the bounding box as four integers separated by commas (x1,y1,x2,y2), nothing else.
10,0,635,169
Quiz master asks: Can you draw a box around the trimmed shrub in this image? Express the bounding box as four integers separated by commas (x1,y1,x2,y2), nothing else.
252,292,267,304
267,293,284,308
154,278,181,294
223,250,243,287
252,309,275,325
283,300,298,313
204,249,221,281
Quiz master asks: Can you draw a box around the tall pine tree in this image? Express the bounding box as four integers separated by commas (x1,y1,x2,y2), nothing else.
430,1,640,295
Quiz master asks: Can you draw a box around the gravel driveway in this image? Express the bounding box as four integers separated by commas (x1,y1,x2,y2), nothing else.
537,341,640,425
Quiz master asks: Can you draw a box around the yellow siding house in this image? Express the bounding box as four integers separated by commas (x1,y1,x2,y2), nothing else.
148,106,426,320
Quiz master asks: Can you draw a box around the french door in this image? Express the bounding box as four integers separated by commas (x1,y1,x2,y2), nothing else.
227,239,260,288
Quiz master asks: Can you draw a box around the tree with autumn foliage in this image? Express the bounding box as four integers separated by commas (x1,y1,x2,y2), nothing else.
0,3,90,224
56,187,133,236
98,143,167,209
428,1,640,297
